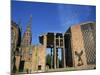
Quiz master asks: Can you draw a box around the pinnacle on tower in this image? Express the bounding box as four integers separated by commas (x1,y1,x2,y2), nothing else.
26,15,32,31
21,15,32,46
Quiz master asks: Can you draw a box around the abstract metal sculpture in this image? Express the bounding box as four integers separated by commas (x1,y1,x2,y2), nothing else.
75,50,83,66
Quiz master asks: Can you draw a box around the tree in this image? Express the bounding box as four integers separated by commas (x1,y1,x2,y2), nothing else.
46,54,51,68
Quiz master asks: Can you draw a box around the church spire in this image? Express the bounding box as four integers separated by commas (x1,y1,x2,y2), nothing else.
29,15,32,26
26,15,32,31
21,15,32,46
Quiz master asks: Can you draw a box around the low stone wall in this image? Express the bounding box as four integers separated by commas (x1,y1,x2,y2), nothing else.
46,65,96,72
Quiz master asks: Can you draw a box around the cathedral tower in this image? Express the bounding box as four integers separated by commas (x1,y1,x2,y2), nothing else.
21,15,32,46
19,16,32,73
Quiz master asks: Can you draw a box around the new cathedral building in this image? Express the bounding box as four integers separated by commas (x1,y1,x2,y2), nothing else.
11,16,96,74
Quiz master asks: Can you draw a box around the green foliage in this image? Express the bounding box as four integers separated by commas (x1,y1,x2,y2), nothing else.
46,54,51,68
46,54,62,68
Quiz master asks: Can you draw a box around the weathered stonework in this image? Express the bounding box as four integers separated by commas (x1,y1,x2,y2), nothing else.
11,18,96,74
15,56,20,71
31,45,46,72
11,21,21,73
70,25,87,67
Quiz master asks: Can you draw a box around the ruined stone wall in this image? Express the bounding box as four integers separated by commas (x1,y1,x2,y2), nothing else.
38,45,46,71
31,45,46,72
15,56,20,71
31,46,38,72
19,46,32,72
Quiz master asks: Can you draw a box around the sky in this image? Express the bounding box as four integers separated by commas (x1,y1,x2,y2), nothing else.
11,1,96,59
